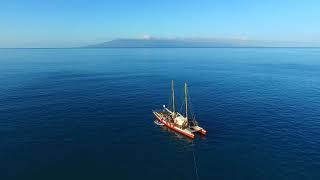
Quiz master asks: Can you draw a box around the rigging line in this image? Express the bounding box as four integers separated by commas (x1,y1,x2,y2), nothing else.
187,90,194,116
179,99,184,113
192,141,200,180
179,87,185,113
168,84,173,110
187,87,197,122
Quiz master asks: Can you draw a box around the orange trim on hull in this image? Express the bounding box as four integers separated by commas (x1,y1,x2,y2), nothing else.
156,116,195,139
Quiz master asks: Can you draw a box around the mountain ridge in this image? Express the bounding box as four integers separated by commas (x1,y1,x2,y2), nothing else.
85,38,318,48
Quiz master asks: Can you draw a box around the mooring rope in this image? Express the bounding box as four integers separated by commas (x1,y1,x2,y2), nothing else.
192,141,199,180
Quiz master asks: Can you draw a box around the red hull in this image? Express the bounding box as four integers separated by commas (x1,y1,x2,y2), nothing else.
156,116,195,139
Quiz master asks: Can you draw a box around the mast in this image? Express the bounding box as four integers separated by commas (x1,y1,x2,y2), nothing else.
185,82,188,120
172,80,175,115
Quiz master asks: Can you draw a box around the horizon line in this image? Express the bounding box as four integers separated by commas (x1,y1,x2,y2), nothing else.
1,47,320,49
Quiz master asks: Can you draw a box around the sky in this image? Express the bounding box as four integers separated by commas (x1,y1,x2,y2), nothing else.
0,0,319,47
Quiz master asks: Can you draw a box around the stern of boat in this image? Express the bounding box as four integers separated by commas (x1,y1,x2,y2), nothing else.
190,125,207,136
199,128,207,135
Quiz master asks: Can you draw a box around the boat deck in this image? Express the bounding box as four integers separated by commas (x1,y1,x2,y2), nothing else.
186,127,200,133
154,110,204,133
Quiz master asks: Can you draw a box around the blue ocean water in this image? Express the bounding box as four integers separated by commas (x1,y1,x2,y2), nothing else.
1,48,320,179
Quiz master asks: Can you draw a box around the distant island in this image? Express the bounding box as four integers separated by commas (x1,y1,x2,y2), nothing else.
85,37,316,48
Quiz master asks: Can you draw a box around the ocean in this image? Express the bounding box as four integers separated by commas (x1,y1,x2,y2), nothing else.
1,48,320,179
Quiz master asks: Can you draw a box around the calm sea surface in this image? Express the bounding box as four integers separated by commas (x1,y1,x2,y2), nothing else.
1,48,320,179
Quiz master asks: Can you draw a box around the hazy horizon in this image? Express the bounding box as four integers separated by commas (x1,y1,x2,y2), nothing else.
1,0,320,48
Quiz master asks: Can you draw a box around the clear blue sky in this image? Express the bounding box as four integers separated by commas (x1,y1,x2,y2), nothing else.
0,0,319,47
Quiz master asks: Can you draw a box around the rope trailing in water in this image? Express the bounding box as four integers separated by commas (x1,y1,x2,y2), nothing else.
192,141,199,180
